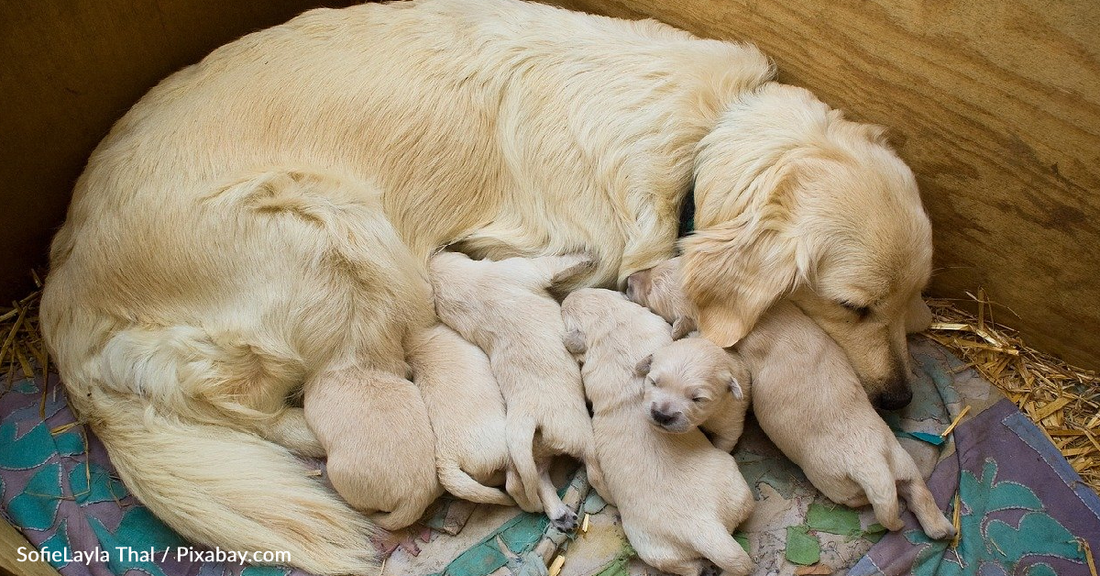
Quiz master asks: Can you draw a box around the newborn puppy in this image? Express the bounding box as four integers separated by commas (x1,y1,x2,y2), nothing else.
627,259,955,539
430,251,606,531
304,367,442,531
562,288,755,576
642,338,752,452
407,324,515,506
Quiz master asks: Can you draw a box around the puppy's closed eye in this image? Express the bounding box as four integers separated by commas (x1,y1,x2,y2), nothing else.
839,301,872,319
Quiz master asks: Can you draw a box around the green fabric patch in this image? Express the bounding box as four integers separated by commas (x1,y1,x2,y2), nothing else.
40,519,70,569
88,507,189,576
441,512,550,576
806,502,862,538
865,522,888,543
785,525,821,565
734,531,749,552
54,430,85,456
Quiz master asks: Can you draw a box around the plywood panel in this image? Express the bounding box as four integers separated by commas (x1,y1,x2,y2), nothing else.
549,0,1100,370
0,0,355,303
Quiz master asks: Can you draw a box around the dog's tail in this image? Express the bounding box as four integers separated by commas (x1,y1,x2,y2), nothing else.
93,396,376,575
438,459,515,507
505,414,543,512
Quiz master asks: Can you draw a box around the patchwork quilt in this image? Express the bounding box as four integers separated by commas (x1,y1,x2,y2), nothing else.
3,338,1098,576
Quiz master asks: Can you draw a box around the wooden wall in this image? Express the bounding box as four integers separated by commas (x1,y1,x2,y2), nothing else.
0,0,354,303
549,0,1100,370
2,0,1098,370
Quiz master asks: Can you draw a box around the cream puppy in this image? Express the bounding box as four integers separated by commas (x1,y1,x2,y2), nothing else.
407,324,515,507
304,367,442,531
562,288,754,576
642,338,752,453
429,251,605,531
627,260,955,539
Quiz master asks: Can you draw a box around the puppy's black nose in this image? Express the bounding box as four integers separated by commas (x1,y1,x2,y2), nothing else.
875,387,914,411
650,407,677,425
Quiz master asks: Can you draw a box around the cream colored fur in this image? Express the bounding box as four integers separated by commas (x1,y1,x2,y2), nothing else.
641,338,752,453
429,252,605,531
562,289,754,576
626,264,953,538
407,324,515,507
679,83,934,409
305,367,442,531
39,0,933,568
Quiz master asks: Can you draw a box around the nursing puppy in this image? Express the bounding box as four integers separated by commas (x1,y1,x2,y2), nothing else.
628,260,955,539
407,324,515,507
562,289,754,576
429,251,605,530
304,367,442,531
642,338,752,453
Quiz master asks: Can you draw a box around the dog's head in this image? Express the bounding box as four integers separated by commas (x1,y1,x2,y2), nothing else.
682,83,932,410
637,338,748,433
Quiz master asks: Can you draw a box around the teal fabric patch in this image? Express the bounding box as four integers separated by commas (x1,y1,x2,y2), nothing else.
88,507,189,576
40,519,70,569
0,421,56,469
70,461,128,504
6,462,63,530
439,512,550,576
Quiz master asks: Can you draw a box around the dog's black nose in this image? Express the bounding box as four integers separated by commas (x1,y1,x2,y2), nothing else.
875,387,914,411
650,407,677,425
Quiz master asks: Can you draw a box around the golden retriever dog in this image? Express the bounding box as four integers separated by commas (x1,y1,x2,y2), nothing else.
641,338,752,453
429,251,606,531
406,324,515,507
41,0,933,570
305,366,442,531
627,264,954,538
562,289,755,576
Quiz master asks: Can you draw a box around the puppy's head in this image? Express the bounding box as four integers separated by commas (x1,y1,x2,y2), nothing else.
637,338,748,433
626,257,696,339
684,83,932,410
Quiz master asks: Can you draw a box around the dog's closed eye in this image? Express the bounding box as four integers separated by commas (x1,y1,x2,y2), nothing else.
839,300,872,319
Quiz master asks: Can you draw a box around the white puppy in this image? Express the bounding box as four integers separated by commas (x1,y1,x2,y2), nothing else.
642,338,752,453
429,251,606,531
304,367,442,531
407,324,515,507
627,259,955,539
562,289,754,576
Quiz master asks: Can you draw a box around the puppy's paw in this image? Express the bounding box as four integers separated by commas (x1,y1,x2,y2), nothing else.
923,516,957,540
564,328,587,355
550,509,579,532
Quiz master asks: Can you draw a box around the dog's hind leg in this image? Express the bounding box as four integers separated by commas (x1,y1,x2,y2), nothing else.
505,415,544,512
537,466,577,532
261,407,325,457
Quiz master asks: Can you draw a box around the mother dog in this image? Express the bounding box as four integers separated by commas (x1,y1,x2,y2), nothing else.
41,0,933,572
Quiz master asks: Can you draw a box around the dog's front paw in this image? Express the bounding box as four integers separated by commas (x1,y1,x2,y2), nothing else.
550,509,579,532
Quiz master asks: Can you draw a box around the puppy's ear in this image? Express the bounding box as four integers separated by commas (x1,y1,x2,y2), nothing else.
904,293,932,334
670,316,697,340
681,221,800,347
727,376,744,401
563,329,587,355
634,354,654,377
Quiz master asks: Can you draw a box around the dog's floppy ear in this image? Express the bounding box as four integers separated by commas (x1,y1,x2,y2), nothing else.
680,220,800,347
670,316,696,340
904,293,932,334
727,376,744,401
722,355,751,401
634,354,654,377
563,329,587,355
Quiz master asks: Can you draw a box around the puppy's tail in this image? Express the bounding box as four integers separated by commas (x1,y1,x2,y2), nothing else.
437,460,516,507
92,396,376,575
505,414,543,512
